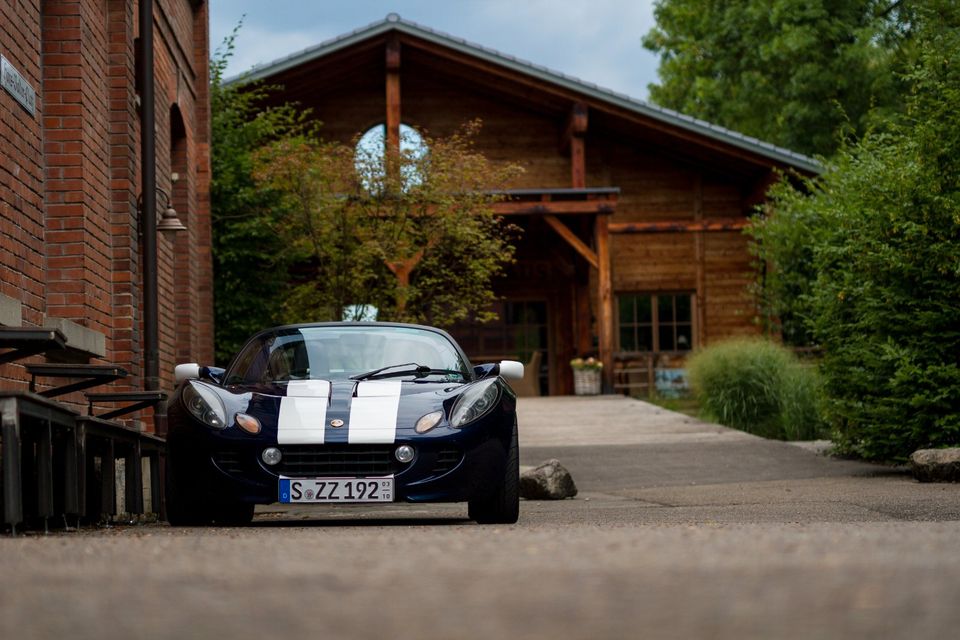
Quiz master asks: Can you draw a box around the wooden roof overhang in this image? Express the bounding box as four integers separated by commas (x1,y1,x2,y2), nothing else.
493,188,618,271
492,187,617,216
484,187,614,387
233,16,821,182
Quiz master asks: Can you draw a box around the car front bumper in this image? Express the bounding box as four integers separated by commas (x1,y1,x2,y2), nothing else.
166,403,515,505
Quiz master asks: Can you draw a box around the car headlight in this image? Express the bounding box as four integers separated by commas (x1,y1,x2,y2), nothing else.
182,381,227,429
449,379,500,428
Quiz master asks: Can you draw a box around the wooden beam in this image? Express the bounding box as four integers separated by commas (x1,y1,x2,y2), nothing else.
562,102,588,143
385,35,401,163
570,137,586,189
563,103,588,188
608,218,750,234
595,214,614,393
561,101,588,145
544,214,598,269
693,174,706,349
576,277,592,356
492,200,616,215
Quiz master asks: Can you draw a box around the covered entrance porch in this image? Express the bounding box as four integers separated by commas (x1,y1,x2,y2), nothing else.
449,188,617,396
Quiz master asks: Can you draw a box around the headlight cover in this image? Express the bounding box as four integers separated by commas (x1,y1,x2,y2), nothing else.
235,412,262,435
449,378,500,428
182,381,227,429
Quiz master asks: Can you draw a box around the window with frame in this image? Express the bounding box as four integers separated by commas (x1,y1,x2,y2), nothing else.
617,293,694,353
354,123,428,193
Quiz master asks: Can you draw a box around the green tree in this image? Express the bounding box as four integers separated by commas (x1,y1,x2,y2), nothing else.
753,2,960,461
643,0,914,156
210,27,314,363
747,176,829,347
252,121,522,327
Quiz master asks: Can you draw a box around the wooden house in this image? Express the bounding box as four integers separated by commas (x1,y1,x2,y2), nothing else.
234,14,818,395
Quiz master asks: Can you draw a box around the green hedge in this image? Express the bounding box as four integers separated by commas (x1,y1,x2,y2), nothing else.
750,9,960,461
687,338,826,441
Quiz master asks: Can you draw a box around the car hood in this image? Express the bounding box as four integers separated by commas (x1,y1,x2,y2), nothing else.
210,379,469,444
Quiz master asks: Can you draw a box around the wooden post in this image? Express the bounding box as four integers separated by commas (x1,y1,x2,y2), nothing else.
385,35,401,179
694,174,706,347
576,277,592,356
101,440,116,516
37,420,54,519
595,213,614,392
125,440,144,515
1,414,23,530
566,102,588,188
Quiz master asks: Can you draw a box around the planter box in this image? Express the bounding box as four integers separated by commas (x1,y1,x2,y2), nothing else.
573,368,601,395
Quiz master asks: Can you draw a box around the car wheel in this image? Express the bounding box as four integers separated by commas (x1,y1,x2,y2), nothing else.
211,502,255,526
164,455,213,526
468,421,519,524
165,450,255,527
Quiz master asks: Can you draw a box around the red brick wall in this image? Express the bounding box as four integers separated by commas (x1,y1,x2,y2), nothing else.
0,0,212,422
107,0,140,389
42,0,113,340
1,1,45,334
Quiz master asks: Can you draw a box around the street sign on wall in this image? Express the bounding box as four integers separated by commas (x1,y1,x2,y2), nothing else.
1,54,36,117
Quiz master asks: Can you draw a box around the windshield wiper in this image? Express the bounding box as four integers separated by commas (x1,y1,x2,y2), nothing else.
350,363,463,381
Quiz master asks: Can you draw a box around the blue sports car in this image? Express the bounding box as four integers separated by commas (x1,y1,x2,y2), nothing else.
164,322,523,525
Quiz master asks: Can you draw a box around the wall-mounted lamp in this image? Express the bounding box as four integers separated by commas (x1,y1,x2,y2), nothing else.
138,187,186,234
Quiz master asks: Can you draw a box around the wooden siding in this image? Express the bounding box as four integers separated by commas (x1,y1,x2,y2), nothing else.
402,69,570,189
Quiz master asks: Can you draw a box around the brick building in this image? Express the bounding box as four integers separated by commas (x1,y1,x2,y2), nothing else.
0,0,213,424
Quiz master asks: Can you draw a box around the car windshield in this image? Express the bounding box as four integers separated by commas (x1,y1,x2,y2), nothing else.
224,326,469,385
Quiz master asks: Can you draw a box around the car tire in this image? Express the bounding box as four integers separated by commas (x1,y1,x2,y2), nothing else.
164,455,213,526
468,421,519,524
211,502,255,526
165,455,255,527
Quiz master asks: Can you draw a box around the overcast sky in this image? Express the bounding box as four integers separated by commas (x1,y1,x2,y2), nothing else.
209,0,661,100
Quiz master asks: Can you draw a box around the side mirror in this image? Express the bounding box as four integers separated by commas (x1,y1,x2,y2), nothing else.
175,363,200,384
176,363,226,385
473,363,498,379
499,360,524,380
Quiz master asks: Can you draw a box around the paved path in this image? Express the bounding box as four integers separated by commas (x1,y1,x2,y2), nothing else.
518,394,753,447
2,395,960,640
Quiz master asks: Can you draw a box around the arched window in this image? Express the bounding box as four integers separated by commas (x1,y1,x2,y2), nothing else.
169,105,187,220
354,123,428,193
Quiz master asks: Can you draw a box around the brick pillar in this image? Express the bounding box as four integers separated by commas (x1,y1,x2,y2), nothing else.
105,0,139,389
42,0,113,344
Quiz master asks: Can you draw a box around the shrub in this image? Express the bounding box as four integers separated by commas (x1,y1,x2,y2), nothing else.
780,364,826,441
687,338,826,440
754,8,960,461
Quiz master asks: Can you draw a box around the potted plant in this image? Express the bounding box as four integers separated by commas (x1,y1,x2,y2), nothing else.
570,357,603,395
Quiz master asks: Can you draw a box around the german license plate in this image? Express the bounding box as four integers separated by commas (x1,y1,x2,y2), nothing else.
279,477,394,503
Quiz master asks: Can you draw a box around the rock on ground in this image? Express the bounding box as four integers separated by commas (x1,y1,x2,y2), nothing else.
520,459,578,499
910,448,960,482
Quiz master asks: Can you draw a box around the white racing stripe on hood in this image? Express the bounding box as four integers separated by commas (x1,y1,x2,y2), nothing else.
348,380,401,444
277,380,330,444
